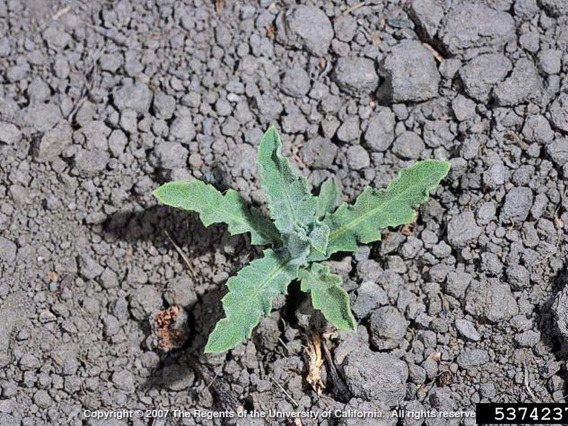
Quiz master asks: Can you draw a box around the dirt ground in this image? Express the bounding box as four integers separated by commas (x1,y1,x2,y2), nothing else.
1,0,567,425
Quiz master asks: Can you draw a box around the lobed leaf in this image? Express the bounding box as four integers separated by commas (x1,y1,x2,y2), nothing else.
153,180,281,245
257,126,317,238
299,263,356,331
316,178,341,219
204,249,297,353
324,160,450,256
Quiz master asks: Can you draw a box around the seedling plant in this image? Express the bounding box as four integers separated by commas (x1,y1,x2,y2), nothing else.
153,127,450,353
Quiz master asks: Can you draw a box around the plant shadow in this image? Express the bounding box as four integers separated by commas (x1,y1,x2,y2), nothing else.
533,264,568,395
102,205,258,407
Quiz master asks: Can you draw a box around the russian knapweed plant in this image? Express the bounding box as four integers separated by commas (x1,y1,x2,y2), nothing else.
153,126,450,353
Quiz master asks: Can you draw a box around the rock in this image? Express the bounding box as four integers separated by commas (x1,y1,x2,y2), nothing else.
109,130,128,156
455,319,481,341
43,26,71,50
346,145,370,170
254,317,281,352
277,6,333,56
459,54,512,102
506,265,530,290
378,41,440,103
457,349,489,369
336,116,361,142
102,315,120,337
549,93,568,132
113,82,153,113
153,142,188,169
78,254,104,280
465,279,519,322
0,237,17,263
254,94,283,122
481,252,503,276
216,98,232,116
546,138,568,166
300,137,337,169
153,92,176,119
99,268,119,289
164,276,198,308
169,114,196,143
74,148,110,175
364,108,395,152
438,4,515,55
538,49,562,75
515,330,540,347
0,39,10,57
446,212,482,248
51,348,79,375
333,15,357,42
19,354,40,370
79,121,112,150
24,103,62,132
553,286,568,339
34,123,72,162
519,31,539,53
484,160,507,188
27,78,51,104
408,0,444,39
540,0,568,16
281,66,311,98
451,95,476,121
130,286,163,320
494,59,542,106
161,363,195,391
369,306,408,350
282,113,308,134
502,187,533,222
33,390,53,409
408,364,427,385
112,369,135,392
522,115,554,144
341,349,408,407
352,281,388,319
0,122,21,145
332,58,379,97
392,131,425,160
99,53,123,72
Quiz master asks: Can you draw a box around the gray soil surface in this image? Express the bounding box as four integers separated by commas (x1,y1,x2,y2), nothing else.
1,0,568,425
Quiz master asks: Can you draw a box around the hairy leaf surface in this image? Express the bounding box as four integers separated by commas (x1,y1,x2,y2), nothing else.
299,263,356,331
205,249,297,353
258,126,317,236
153,181,281,245
324,160,450,256
316,178,341,219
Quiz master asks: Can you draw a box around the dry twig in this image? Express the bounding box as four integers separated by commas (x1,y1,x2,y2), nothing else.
524,359,537,401
336,1,368,19
52,5,72,20
270,376,298,407
164,230,196,275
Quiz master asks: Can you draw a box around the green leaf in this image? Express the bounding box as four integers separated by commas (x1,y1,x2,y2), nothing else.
324,160,450,256
307,221,330,254
316,178,341,219
257,126,317,236
299,263,356,331
153,180,281,245
286,221,330,261
205,249,297,353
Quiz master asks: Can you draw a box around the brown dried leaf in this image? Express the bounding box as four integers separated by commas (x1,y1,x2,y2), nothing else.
266,24,275,39
154,305,186,351
305,333,325,394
